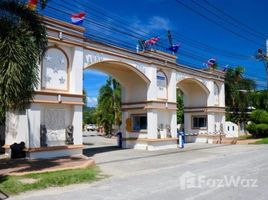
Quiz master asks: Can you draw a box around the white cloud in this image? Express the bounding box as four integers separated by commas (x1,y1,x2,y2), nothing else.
87,96,98,107
131,16,173,36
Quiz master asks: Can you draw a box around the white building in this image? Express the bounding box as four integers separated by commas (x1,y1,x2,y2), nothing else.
4,17,226,159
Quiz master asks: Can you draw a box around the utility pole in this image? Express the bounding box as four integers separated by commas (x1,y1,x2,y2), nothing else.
256,40,268,89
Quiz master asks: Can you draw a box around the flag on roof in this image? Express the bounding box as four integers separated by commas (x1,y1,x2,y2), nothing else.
144,37,160,45
222,65,229,72
207,58,216,66
28,0,38,10
203,58,217,69
71,12,86,25
167,43,181,53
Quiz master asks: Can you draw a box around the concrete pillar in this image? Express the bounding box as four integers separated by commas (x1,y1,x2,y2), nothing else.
147,109,158,139
147,65,157,100
73,105,82,145
207,80,214,106
207,113,215,134
171,111,177,137
70,47,83,94
168,70,177,102
28,104,41,148
220,82,225,107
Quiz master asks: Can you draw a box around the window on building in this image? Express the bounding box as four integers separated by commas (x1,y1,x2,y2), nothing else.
157,71,167,88
192,116,207,129
132,114,147,131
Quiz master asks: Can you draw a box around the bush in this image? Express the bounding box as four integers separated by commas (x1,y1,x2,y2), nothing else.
246,123,257,135
250,110,268,124
256,124,268,137
247,123,268,138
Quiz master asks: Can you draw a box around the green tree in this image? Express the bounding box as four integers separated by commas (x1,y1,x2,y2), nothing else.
225,66,256,123
83,107,97,125
0,0,47,124
177,89,184,124
95,77,121,135
250,90,268,111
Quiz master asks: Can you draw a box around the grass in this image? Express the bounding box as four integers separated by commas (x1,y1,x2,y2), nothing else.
238,134,254,140
251,137,268,144
0,167,100,195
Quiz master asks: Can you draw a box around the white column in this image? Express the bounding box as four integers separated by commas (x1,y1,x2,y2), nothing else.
70,47,84,94
171,111,177,137
147,65,157,100
207,80,214,106
73,105,83,145
220,83,225,107
147,109,158,139
207,113,215,134
28,104,41,148
168,70,177,102
184,113,191,134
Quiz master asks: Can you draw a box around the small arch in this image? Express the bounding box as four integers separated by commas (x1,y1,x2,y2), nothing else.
177,78,210,95
156,70,168,88
41,45,70,91
214,81,220,106
177,78,210,108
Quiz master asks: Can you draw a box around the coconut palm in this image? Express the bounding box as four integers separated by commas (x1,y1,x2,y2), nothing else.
0,0,47,123
95,77,121,135
225,66,256,123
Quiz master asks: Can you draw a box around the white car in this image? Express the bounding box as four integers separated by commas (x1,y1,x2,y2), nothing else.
86,124,96,131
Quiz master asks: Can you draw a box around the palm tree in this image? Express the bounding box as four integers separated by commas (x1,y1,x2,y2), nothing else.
95,77,121,135
251,90,268,111
225,66,256,123
0,0,47,124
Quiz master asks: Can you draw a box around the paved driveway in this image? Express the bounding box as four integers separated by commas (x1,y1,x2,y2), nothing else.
8,134,268,200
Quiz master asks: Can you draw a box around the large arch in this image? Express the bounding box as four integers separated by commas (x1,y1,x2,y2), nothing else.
84,60,150,103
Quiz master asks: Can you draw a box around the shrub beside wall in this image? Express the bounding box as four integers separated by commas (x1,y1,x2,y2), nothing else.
247,109,268,138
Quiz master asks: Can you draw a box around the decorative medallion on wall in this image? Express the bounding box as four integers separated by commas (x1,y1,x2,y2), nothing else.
42,47,69,91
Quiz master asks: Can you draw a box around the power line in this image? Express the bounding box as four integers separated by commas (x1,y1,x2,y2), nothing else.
174,0,263,46
191,0,266,41
201,0,267,39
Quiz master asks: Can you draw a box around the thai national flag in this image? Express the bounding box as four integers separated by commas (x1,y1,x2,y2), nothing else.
207,58,216,66
144,37,160,45
71,12,86,25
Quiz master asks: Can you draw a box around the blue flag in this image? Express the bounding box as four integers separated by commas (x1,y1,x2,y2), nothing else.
167,43,181,53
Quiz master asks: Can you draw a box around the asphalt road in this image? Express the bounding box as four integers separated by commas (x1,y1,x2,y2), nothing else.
8,133,268,200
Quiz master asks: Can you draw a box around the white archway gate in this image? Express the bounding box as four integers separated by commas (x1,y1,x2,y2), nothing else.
4,17,225,158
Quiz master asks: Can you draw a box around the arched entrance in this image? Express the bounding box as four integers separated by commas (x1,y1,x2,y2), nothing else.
177,78,210,135
84,60,150,148
85,60,150,103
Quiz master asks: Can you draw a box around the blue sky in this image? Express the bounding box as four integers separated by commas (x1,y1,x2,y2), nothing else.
40,0,268,107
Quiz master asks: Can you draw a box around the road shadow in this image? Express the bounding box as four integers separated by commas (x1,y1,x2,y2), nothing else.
0,156,82,175
83,146,122,157
0,190,8,200
0,175,9,200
